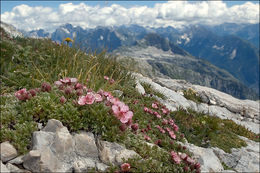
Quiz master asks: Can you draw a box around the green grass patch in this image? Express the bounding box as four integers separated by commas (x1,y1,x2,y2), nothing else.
183,88,202,103
173,108,259,153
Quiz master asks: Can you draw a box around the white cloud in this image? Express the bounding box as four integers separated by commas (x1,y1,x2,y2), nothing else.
1,1,259,32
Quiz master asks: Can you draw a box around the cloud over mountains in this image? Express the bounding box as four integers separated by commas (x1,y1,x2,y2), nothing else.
1,1,259,32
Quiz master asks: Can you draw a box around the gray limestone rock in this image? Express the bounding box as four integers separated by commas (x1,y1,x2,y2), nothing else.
135,81,145,95
74,132,98,158
0,141,18,163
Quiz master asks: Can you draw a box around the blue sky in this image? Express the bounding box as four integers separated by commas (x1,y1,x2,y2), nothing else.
1,1,259,32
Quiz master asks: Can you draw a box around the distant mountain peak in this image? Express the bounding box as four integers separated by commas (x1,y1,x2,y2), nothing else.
0,21,23,38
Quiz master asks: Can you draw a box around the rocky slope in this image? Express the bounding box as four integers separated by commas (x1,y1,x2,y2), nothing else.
114,44,258,100
1,73,259,173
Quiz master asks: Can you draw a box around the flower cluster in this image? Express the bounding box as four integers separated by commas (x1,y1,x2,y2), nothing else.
15,88,34,101
15,82,51,101
170,151,201,172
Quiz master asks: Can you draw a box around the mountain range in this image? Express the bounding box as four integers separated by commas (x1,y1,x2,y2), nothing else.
7,22,260,99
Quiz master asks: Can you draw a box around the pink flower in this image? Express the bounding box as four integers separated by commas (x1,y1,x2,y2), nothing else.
153,111,161,118
103,91,112,98
60,96,67,104
29,89,37,97
173,124,179,132
41,82,51,92
169,131,176,139
168,119,174,126
54,81,63,87
195,163,201,170
162,119,168,125
162,108,170,115
131,123,139,131
109,97,120,105
119,124,127,132
120,163,130,172
156,125,166,134
85,92,95,104
64,87,73,95
152,103,158,109
144,107,149,112
171,151,181,164
112,103,133,123
144,135,151,141
186,156,195,165
126,119,132,126
94,94,103,102
104,76,109,80
75,83,83,90
76,89,83,96
15,88,28,101
180,153,187,160
78,96,87,105
148,109,153,115
60,77,71,84
183,166,189,172
155,139,162,146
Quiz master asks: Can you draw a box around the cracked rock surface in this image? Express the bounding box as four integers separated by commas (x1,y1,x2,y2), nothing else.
0,119,140,173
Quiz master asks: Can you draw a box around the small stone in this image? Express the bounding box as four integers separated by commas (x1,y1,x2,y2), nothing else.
0,141,18,162
1,161,10,173
96,162,108,172
135,82,145,95
37,123,43,130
